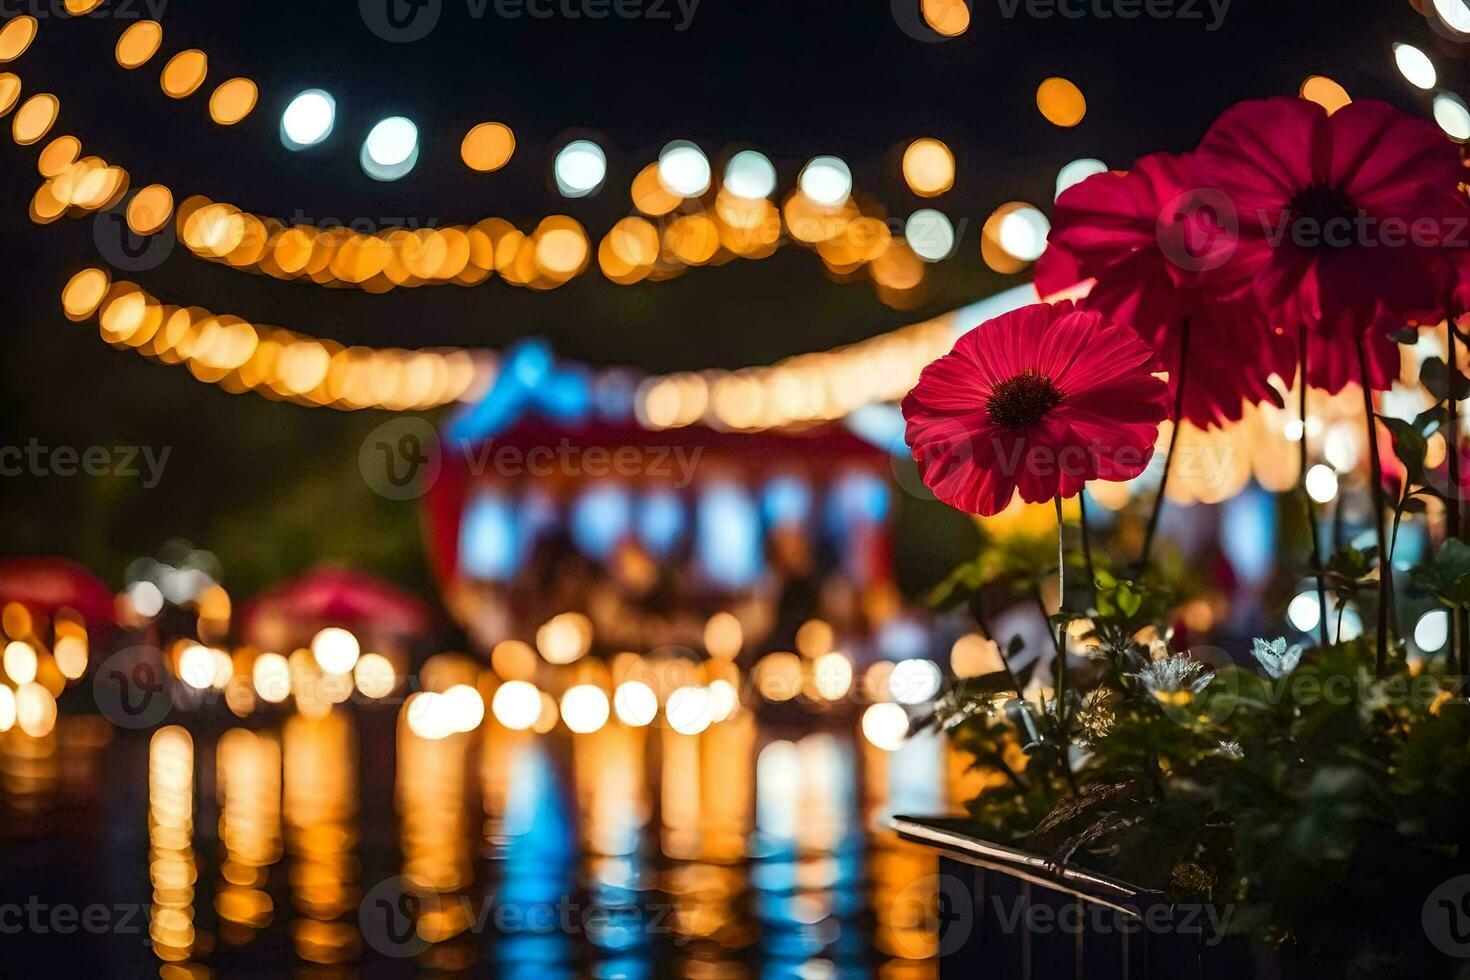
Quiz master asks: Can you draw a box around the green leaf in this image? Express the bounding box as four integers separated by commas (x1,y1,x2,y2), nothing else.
1378,415,1427,486
1420,356,1470,401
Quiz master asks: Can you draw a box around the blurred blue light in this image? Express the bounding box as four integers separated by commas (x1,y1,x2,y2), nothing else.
762,476,812,528
636,490,685,556
826,472,890,534
460,491,519,581
877,617,929,661
698,482,762,588
1220,484,1275,586
570,483,633,559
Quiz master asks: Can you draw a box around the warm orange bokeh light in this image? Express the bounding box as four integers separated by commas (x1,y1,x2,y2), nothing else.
0,16,37,63
12,92,58,146
37,135,80,178
921,0,970,37
116,20,163,69
161,49,209,99
209,78,258,125
902,138,955,197
1299,75,1351,115
62,267,110,321
1036,76,1087,127
129,184,175,236
461,122,516,172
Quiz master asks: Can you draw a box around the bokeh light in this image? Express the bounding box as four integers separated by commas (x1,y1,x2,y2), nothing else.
310,627,360,675
613,680,658,727
461,121,515,172
115,20,163,69
362,116,419,181
1055,157,1107,199
1036,77,1086,127
280,89,335,150
561,684,610,734
862,703,909,751
902,138,954,197
552,139,605,198
492,680,541,730
658,140,711,198
0,16,37,63
209,78,258,126
1299,75,1350,115
723,149,776,200
1393,42,1436,89
160,50,209,99
799,156,852,207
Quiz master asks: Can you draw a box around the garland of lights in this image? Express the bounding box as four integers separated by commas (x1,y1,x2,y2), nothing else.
59,263,979,426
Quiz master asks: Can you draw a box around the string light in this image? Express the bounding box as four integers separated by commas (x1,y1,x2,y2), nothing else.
657,140,710,197
361,116,419,181
1036,77,1087,127
281,90,335,150
160,50,209,99
799,156,852,207
723,149,776,200
1393,42,1436,90
461,121,515,172
553,139,606,197
901,138,954,197
0,16,37,63
115,20,163,69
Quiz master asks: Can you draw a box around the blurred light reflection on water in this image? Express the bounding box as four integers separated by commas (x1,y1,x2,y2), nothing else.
0,708,959,977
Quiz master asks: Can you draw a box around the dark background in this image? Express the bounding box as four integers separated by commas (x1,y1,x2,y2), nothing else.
0,0,1445,597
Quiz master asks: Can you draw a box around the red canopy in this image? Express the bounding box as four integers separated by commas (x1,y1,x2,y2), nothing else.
0,556,114,625
237,566,435,649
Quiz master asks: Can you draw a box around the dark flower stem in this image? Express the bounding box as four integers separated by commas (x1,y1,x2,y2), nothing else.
1078,490,1096,602
1053,496,1071,769
1140,318,1190,570
1355,336,1392,674
1445,314,1470,678
1298,322,1329,649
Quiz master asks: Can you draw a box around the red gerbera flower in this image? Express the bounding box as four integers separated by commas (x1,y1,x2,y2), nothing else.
1195,97,1463,342
901,301,1170,516
1038,151,1297,427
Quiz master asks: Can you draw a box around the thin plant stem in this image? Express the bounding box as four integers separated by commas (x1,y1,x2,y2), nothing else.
1053,496,1071,771
1299,321,1329,648
967,592,1024,701
1356,336,1392,675
1141,318,1190,569
1448,318,1468,677
1078,490,1096,603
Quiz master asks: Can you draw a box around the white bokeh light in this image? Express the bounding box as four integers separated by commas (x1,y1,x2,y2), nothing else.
1304,464,1339,504
281,89,335,150
555,139,607,198
613,680,658,727
1436,0,1470,34
722,149,776,200
360,117,420,181
1394,43,1437,90
862,703,909,752
492,680,542,731
905,209,956,262
799,156,852,207
1287,591,1323,633
889,659,942,705
1055,157,1107,199
1415,610,1450,653
998,206,1050,261
560,684,611,734
1435,93,1470,142
311,627,360,675
658,140,711,197
665,685,713,735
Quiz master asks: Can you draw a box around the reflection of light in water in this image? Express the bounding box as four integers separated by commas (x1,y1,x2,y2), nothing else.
149,726,196,962
215,728,282,942
283,712,360,963
399,711,475,950
497,745,578,974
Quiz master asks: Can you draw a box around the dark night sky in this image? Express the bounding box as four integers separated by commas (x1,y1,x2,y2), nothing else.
0,0,1447,594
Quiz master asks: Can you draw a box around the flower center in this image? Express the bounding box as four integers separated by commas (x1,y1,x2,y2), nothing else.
986,371,1062,429
1287,183,1357,249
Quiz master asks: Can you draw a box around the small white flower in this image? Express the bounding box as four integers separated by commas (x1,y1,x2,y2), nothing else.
1131,654,1212,696
1215,740,1243,759
1250,637,1302,679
